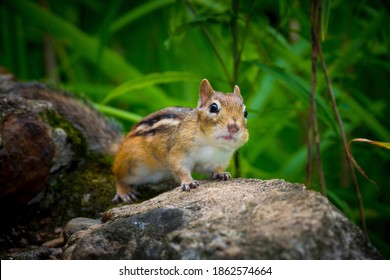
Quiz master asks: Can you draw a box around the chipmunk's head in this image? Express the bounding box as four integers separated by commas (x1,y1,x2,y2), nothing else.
197,79,249,150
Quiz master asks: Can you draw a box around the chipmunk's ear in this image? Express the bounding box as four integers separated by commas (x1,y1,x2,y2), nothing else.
198,79,214,107
233,85,243,100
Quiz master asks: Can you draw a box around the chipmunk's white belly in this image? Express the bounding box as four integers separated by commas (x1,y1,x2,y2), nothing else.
189,145,233,173
124,167,171,185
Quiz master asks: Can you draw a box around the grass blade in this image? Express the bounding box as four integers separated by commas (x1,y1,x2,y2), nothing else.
93,103,142,123
347,138,390,190
346,96,390,140
0,7,13,68
321,0,331,41
255,62,338,133
15,16,28,78
110,0,175,34
349,138,390,150
5,0,151,84
329,9,385,75
102,72,199,104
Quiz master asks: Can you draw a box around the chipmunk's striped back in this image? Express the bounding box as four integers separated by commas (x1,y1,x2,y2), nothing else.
130,107,193,137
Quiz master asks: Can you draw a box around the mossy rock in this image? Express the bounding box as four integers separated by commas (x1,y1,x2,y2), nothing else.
0,80,120,256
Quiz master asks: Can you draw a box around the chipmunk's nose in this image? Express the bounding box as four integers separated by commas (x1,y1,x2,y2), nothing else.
228,122,240,134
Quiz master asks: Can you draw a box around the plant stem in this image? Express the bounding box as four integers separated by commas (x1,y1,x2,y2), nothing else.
314,28,367,236
306,0,316,187
185,0,232,85
307,0,327,195
231,0,241,176
231,0,239,85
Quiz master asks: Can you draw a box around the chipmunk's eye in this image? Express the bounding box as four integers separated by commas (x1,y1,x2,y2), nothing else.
244,108,248,118
209,103,219,113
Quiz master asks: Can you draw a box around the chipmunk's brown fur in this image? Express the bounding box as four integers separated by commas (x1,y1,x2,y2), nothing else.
113,79,249,203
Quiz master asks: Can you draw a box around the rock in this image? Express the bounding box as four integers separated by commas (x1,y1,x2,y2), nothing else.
42,236,65,248
9,247,62,260
0,76,123,206
63,179,381,260
0,77,122,257
65,208,184,260
0,91,115,227
62,218,103,260
63,217,101,241
0,107,55,204
0,76,123,155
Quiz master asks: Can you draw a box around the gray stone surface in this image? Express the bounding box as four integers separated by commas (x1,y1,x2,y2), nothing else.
63,179,381,260
63,217,101,241
9,247,62,260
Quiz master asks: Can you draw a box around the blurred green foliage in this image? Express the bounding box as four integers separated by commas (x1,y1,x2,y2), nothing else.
1,0,389,258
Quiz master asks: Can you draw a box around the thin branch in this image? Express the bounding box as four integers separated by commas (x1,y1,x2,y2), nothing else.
307,0,327,195
231,0,241,176
230,0,254,178
237,5,252,59
313,28,367,236
40,0,58,82
306,0,316,187
305,123,313,186
185,0,232,84
231,0,239,84
314,99,327,195
235,0,254,77
306,0,326,196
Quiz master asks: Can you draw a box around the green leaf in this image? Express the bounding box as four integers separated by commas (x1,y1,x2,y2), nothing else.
164,14,229,49
321,0,331,41
4,0,134,82
102,72,199,104
329,9,385,75
346,138,389,190
1,7,13,72
109,0,176,34
349,138,390,150
254,62,338,134
15,16,28,78
93,103,142,123
327,189,355,220
347,96,390,140
4,0,161,91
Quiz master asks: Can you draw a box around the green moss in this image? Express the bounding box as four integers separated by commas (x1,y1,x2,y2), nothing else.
34,109,116,224
42,153,116,225
42,109,87,158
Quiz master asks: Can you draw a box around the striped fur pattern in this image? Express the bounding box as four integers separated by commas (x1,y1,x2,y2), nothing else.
131,107,192,137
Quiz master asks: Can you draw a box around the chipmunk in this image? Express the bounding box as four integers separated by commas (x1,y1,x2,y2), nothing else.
112,79,249,203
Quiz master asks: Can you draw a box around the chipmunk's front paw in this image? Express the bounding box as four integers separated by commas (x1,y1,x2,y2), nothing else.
211,171,231,181
181,180,199,192
112,192,138,204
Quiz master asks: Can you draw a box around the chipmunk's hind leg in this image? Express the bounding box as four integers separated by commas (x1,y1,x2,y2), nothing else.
112,181,138,204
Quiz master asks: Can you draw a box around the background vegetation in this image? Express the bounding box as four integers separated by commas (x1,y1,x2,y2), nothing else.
1,0,389,258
